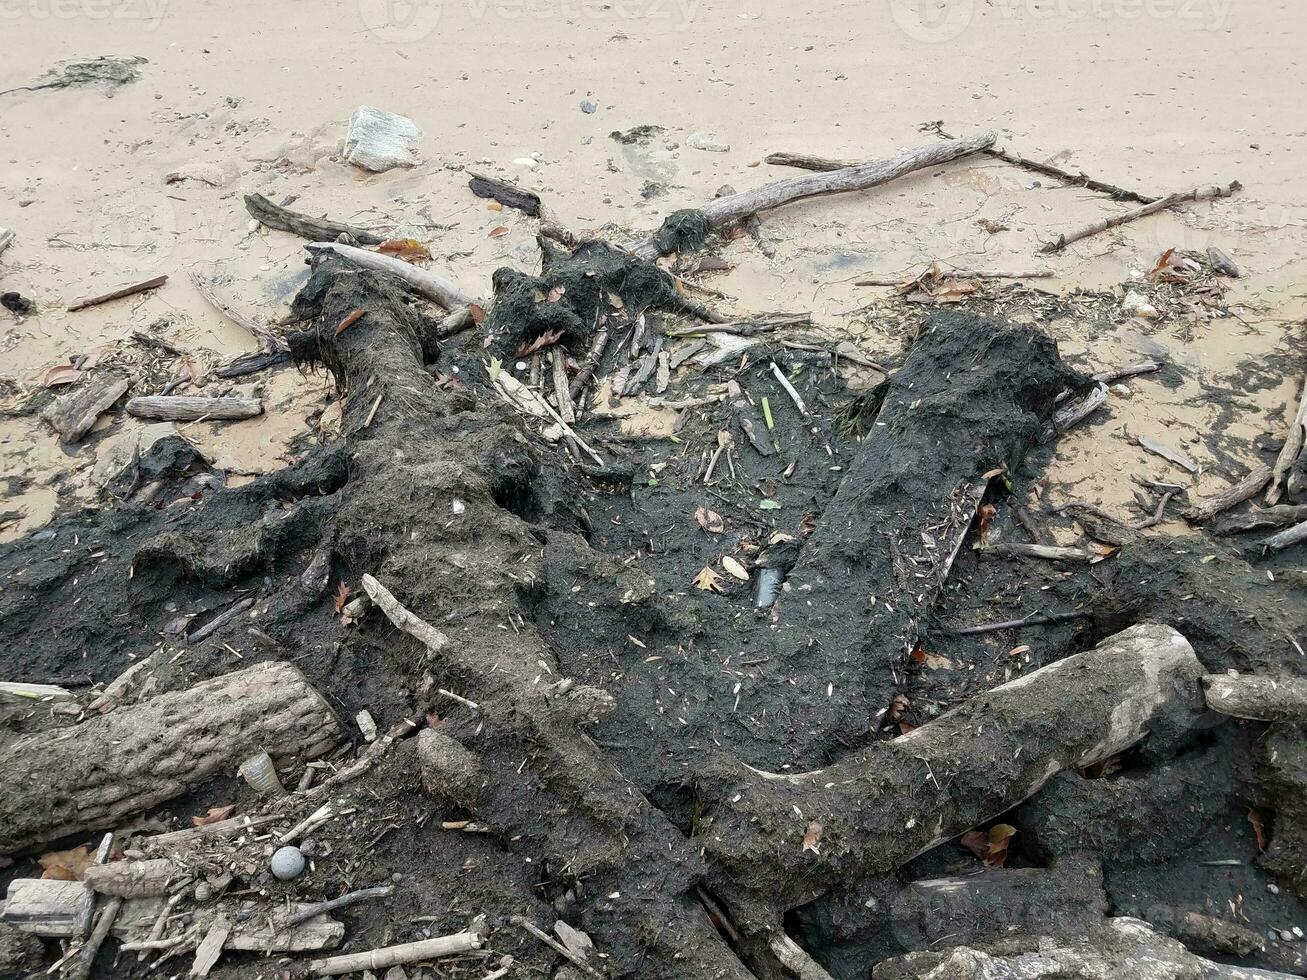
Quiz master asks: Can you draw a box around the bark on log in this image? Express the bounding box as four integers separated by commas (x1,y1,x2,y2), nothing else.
1204,673,1307,724
768,312,1076,755
1185,463,1274,522
629,131,997,260
1268,375,1307,505
1211,504,1307,536
872,917,1299,980
83,858,182,897
1262,519,1307,552
244,192,385,245
696,624,1205,929
46,375,130,443
0,661,340,854
125,395,262,422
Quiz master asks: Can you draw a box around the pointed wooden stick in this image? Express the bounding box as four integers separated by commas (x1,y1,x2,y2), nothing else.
1041,181,1241,253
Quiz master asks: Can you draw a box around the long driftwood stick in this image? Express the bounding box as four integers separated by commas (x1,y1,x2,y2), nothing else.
68,896,122,980
1184,463,1273,522
772,134,1159,205
628,131,997,260
191,271,286,357
308,930,484,976
981,542,1092,562
125,395,262,422
0,661,340,854
306,241,482,311
244,193,385,245
1204,673,1307,724
1262,519,1307,552
697,623,1204,929
68,274,168,312
1041,181,1241,253
1267,374,1307,504
1211,504,1307,536
281,885,394,928
856,267,1053,286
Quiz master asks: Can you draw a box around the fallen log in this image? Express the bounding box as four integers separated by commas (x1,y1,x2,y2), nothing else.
1210,503,1307,536
1185,463,1274,522
125,395,262,422
629,130,997,260
872,917,1300,980
0,661,340,854
1041,181,1241,253
696,623,1205,928
1268,374,1307,504
1205,673,1307,724
1262,519,1307,552
45,375,130,443
244,192,385,245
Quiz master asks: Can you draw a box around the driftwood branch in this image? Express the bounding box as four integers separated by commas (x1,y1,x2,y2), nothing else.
191,271,288,360
629,131,997,260
308,930,485,976
244,192,385,245
282,885,394,928
68,275,168,312
1211,503,1307,536
1040,181,1241,253
306,241,482,311
1184,463,1272,522
1262,518,1307,552
980,542,1092,562
125,395,262,422
1267,374,1307,504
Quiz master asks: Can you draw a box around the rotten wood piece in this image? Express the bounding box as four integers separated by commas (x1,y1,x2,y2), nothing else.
0,661,340,855
83,858,182,898
125,395,262,422
45,375,130,443
1184,463,1273,522
1041,181,1241,253
468,173,541,217
1262,518,1307,552
979,542,1092,562
1,879,93,937
68,274,168,312
1136,433,1200,474
1267,374,1307,504
306,241,482,311
698,624,1205,928
244,192,385,245
1204,673,1307,725
0,226,13,256
309,929,485,976
629,130,997,260
1210,503,1307,536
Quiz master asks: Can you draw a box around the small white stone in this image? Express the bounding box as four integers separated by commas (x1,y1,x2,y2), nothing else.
270,846,305,881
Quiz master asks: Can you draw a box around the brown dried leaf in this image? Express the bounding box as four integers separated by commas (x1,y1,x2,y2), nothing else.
607,292,625,310
515,329,565,357
377,238,432,262
694,507,725,534
930,279,982,304
801,820,823,854
333,582,351,614
692,566,725,594
469,303,487,326
1249,808,1267,852
977,503,997,542
43,364,82,388
191,804,237,827
1088,541,1119,557
488,226,510,238
335,308,365,337
38,845,94,881
984,824,1017,867
545,285,566,303
176,355,199,382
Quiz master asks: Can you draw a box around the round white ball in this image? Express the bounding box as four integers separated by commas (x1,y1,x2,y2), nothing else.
270,845,305,881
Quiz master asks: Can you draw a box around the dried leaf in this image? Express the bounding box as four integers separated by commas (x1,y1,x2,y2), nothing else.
721,556,750,581
607,291,625,310
801,820,823,854
980,467,1005,479
977,503,997,542
333,582,351,614
931,279,982,304
758,499,781,511
469,303,487,326
909,645,955,670
545,285,566,303
488,226,510,238
335,308,366,337
38,845,94,881
487,201,503,212
191,804,237,827
377,238,432,262
962,824,1016,868
515,329,565,357
1249,808,1267,852
627,634,647,649
176,355,199,382
1088,541,1119,557
694,507,725,534
43,364,82,388
693,567,725,593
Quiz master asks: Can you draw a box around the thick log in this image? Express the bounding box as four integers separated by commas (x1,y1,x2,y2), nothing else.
1,878,93,937
46,375,130,443
872,917,1299,980
1204,673,1307,724
1211,504,1307,536
125,395,262,422
628,131,997,260
767,311,1077,756
696,624,1205,929
0,662,340,854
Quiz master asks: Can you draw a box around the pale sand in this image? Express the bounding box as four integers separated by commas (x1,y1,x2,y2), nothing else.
1,0,1303,538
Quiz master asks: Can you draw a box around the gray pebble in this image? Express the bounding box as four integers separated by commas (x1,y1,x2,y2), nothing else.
580,99,598,114
270,845,306,881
